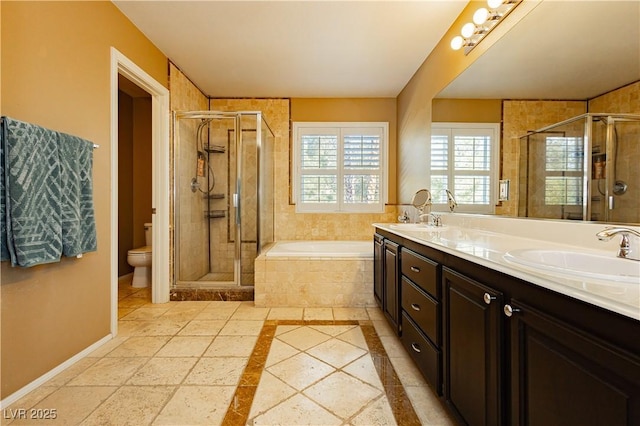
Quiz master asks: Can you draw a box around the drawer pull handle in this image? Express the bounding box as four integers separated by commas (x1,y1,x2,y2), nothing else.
411,303,421,311
483,293,496,305
504,304,521,317
411,342,421,353
410,266,420,273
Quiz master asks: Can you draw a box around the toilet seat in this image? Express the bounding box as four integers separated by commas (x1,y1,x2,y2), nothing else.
128,246,151,255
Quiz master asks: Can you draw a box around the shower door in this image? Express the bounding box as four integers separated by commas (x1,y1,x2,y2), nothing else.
173,111,274,288
231,113,275,285
518,113,640,223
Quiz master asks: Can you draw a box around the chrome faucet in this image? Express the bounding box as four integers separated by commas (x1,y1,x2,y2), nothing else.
397,209,410,223
596,227,640,261
419,212,442,227
444,189,457,212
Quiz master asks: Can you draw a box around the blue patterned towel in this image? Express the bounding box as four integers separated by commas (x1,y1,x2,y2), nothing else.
59,132,97,256
1,122,7,261
1,117,63,267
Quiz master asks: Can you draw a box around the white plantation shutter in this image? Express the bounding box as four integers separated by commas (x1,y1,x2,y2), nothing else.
544,136,583,205
430,124,499,213
294,123,388,213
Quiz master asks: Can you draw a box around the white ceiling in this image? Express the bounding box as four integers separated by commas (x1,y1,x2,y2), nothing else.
113,0,467,98
114,1,640,101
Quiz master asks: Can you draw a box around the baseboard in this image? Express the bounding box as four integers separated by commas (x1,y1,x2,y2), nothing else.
0,334,113,409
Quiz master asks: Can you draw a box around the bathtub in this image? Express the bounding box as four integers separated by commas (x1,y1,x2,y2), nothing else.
255,240,375,308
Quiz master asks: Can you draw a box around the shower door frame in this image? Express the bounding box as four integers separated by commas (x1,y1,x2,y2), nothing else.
519,113,640,222
172,110,271,287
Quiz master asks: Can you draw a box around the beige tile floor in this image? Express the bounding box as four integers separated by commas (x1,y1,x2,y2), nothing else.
3,278,454,425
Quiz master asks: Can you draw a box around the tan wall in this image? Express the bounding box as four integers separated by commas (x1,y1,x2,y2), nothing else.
286,98,398,240
397,1,539,204
118,92,135,275
132,97,153,248
589,81,640,115
432,99,502,123
291,98,398,204
1,1,167,398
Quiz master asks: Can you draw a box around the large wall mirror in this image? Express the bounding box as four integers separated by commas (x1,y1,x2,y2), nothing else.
434,1,640,225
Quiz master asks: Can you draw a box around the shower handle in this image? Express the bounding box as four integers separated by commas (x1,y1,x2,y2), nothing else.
233,193,240,225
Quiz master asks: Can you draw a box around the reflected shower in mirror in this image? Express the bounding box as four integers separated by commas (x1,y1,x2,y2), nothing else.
519,114,640,224
433,1,640,224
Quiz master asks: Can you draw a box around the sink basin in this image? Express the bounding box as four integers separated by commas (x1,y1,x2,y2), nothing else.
504,249,640,283
389,223,445,231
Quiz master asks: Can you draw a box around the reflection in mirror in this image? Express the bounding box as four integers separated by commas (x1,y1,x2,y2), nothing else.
519,114,640,224
434,1,640,225
411,189,432,216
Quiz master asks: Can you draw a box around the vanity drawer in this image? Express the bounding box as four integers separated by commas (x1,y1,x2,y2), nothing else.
402,277,439,345
401,248,438,297
401,312,441,394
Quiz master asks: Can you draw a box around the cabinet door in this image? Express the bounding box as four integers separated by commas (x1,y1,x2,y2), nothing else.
509,299,640,426
373,234,384,308
384,240,399,333
443,268,504,426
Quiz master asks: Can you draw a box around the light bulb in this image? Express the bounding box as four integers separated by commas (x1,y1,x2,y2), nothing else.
450,36,464,51
473,8,490,25
488,0,503,9
461,22,476,38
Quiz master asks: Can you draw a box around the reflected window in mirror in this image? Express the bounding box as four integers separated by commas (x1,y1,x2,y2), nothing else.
544,136,584,207
430,123,500,214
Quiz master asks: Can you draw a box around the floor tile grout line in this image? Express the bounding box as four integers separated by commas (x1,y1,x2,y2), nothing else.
7,289,392,425
360,321,423,426
221,322,277,425
225,318,421,426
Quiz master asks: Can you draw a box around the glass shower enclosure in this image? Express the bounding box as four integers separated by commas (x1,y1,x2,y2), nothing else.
519,113,640,223
172,111,275,287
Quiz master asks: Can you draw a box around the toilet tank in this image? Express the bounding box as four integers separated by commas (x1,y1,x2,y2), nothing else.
144,223,153,247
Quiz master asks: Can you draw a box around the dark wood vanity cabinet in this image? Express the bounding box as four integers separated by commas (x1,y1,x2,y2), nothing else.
400,247,442,393
383,240,400,333
373,233,384,308
442,267,505,426
373,228,640,426
508,299,640,426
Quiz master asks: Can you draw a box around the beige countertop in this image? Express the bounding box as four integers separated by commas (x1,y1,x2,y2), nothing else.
374,214,640,321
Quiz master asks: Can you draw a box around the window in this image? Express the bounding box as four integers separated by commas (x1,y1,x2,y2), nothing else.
430,123,500,214
544,136,583,205
293,122,388,213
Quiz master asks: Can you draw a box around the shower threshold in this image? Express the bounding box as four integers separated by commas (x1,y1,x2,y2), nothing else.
170,282,254,302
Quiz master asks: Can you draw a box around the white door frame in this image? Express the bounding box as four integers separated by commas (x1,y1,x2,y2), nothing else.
110,48,170,334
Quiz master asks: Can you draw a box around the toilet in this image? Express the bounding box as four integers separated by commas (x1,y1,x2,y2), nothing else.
127,223,152,288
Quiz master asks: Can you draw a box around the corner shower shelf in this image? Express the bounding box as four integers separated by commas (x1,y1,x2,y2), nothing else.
204,145,226,154
206,210,226,219
205,193,225,200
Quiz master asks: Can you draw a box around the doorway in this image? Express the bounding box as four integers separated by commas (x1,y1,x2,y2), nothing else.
117,77,152,299
110,48,170,335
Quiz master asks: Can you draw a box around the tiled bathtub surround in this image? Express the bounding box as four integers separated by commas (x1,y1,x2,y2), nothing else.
3,280,453,425
254,254,375,308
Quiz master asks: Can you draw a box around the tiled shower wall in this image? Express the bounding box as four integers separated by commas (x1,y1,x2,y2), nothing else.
209,99,398,242
588,82,640,224
499,100,588,217
169,63,209,282
498,82,639,220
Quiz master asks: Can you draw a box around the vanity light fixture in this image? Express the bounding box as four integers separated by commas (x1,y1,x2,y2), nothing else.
450,0,521,55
